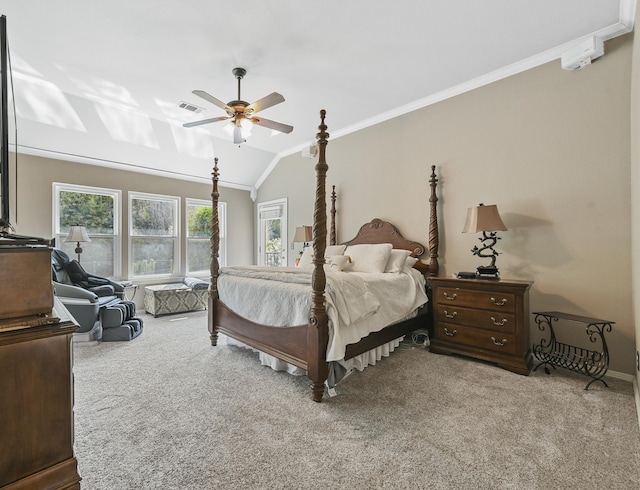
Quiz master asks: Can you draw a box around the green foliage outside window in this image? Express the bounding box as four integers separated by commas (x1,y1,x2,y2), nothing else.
265,218,282,266
188,206,212,238
59,191,114,233
132,198,175,236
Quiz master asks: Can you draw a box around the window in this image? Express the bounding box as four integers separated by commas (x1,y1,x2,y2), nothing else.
186,198,226,274
53,183,121,278
257,198,287,267
129,192,179,278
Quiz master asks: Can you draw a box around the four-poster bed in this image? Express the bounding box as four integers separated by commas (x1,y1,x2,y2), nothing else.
208,110,440,402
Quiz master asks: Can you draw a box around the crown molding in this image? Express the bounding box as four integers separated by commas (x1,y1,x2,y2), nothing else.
16,145,254,193
255,4,636,191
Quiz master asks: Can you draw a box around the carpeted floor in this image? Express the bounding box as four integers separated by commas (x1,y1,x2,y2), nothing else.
72,311,640,489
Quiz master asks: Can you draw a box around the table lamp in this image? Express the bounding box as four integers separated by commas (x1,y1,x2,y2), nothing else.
293,225,313,256
65,225,91,263
462,204,507,278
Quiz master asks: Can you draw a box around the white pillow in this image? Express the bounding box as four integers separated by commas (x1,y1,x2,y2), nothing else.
327,254,351,271
325,244,346,257
405,256,419,268
298,246,314,268
385,249,412,273
344,243,393,273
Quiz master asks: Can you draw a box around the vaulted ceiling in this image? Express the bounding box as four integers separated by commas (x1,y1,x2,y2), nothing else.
0,1,634,192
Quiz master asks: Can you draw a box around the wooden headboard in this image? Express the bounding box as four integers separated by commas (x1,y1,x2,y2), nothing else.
341,219,425,257
327,166,439,276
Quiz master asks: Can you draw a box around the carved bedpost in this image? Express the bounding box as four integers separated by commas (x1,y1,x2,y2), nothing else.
209,157,220,346
428,165,439,277
330,185,337,246
308,110,330,402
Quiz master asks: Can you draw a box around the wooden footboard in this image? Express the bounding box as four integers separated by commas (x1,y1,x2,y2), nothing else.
216,301,308,369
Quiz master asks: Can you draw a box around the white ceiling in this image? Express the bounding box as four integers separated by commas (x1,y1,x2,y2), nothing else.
0,1,634,192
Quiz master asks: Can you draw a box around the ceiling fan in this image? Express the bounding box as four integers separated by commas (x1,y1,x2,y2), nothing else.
183,67,294,144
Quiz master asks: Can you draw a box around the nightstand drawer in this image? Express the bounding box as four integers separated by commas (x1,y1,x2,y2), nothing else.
435,323,517,355
429,277,533,375
435,305,516,333
436,287,516,312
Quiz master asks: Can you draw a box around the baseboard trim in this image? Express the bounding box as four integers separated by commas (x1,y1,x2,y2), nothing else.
607,369,635,382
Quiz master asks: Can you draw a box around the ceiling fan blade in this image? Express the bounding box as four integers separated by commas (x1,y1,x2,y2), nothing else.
192,90,232,112
246,92,285,113
250,116,293,134
233,125,243,144
182,116,230,128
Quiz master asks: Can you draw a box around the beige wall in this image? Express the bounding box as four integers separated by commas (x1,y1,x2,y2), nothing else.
259,34,635,374
14,153,254,278
631,2,640,387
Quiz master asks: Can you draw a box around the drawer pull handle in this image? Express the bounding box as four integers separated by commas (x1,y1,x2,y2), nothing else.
444,310,457,319
443,292,457,301
491,297,507,306
491,337,508,346
444,328,457,337
491,317,507,326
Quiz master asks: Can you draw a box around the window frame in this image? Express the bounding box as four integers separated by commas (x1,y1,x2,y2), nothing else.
185,198,226,275
256,198,288,267
52,182,121,278
128,191,180,279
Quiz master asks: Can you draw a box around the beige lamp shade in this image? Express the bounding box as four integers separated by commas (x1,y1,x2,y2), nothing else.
65,225,91,243
293,225,313,243
462,204,507,233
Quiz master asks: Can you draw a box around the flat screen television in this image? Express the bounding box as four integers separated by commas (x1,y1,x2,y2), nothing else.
0,14,10,233
0,15,44,244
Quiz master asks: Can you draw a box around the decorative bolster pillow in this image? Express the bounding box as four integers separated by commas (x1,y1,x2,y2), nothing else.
299,244,347,270
326,254,351,271
343,243,393,273
182,277,209,290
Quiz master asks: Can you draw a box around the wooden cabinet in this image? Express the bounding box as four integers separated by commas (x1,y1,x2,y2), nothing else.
429,277,533,375
0,302,81,490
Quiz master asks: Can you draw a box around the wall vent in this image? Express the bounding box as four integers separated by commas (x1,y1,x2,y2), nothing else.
178,101,204,113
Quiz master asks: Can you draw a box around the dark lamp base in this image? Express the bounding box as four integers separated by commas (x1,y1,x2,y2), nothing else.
476,265,500,279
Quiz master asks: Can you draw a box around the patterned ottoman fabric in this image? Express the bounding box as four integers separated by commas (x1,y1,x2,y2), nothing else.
144,284,208,317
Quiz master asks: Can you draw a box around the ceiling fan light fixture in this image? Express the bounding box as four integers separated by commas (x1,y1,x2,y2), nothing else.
184,68,293,137
241,118,253,133
225,118,252,144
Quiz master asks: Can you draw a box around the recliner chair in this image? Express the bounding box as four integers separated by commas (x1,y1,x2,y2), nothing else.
51,248,125,301
51,248,142,341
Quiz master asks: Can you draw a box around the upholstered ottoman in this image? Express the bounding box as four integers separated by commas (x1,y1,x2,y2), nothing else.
144,284,208,317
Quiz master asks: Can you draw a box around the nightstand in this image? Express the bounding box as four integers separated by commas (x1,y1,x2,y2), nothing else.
429,277,533,375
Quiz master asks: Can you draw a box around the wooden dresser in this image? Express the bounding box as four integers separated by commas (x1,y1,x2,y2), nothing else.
429,277,533,375
0,246,81,490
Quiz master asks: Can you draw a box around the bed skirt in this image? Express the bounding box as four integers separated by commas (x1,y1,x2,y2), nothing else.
219,334,403,389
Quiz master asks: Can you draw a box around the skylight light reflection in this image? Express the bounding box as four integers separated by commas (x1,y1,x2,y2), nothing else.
169,120,215,159
62,67,138,107
94,101,159,148
11,53,43,77
13,72,86,131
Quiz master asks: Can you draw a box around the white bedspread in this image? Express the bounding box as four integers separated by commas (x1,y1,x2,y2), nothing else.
217,265,428,362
